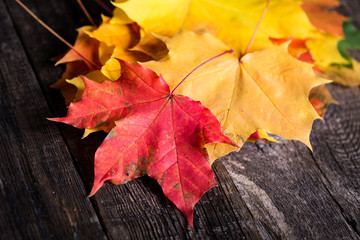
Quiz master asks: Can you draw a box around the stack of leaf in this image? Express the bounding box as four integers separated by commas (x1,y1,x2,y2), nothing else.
51,0,360,226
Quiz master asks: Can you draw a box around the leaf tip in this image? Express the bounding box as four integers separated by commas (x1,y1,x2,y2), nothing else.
80,75,91,85
88,180,103,197
184,210,194,227
47,117,62,123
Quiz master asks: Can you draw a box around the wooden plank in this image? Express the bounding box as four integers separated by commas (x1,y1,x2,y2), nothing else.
89,162,267,239
220,2,360,237
221,84,360,239
5,0,360,239
5,0,265,238
313,85,360,233
0,1,107,239
4,0,110,188
339,0,360,27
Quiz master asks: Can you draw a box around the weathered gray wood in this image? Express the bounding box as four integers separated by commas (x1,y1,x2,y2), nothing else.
3,0,360,239
5,0,110,188
5,0,265,238
88,161,264,239
220,84,360,240
0,1,107,239
340,0,360,28
220,2,360,238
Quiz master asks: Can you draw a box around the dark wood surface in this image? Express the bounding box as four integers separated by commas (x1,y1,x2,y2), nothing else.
0,0,359,239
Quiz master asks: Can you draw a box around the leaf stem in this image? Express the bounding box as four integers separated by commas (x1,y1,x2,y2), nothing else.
77,0,96,26
14,0,101,70
171,49,234,95
242,0,271,57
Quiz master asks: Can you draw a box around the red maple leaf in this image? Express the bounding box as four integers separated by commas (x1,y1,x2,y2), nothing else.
50,59,234,226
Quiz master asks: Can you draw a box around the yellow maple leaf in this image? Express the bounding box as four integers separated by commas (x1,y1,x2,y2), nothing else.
247,129,279,143
306,34,348,69
86,15,151,80
143,31,329,161
143,31,239,119
322,60,360,87
86,15,137,50
114,0,316,55
309,84,338,117
110,7,133,25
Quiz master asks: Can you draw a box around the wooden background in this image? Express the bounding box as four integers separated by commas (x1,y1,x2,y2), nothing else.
0,0,359,239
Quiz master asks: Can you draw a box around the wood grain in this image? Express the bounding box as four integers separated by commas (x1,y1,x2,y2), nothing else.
221,85,360,239
0,0,106,239
1,0,359,239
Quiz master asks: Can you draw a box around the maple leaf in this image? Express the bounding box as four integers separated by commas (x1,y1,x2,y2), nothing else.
338,21,360,64
51,26,102,104
56,26,101,69
130,33,169,61
323,60,360,86
272,35,357,87
113,0,317,55
51,61,89,105
247,129,279,143
142,31,239,161
273,35,360,87
271,35,349,71
301,0,347,36
287,39,312,62
110,6,169,60
306,34,349,69
309,84,338,117
64,70,116,138
50,60,234,226
261,39,335,117
143,31,329,160
278,23,360,87
16,0,351,228
270,38,315,64
86,15,152,80
53,15,156,104
66,70,108,103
